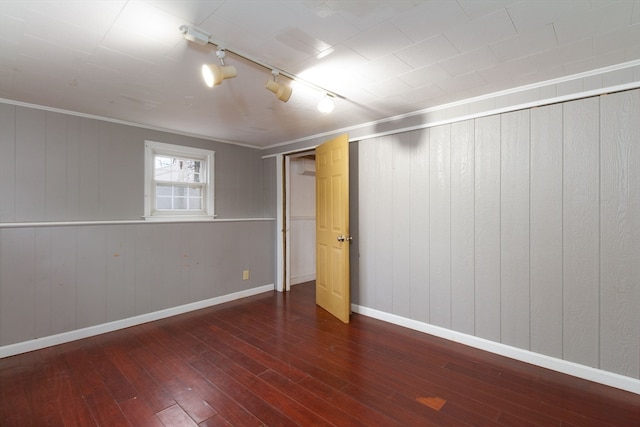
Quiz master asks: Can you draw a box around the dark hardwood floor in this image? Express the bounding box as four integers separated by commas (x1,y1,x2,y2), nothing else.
1,281,638,426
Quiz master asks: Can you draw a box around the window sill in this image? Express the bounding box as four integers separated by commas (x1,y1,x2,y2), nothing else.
143,215,217,222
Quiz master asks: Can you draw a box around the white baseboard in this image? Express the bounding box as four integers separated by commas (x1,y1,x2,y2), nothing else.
0,284,275,359
352,304,640,395
291,274,315,285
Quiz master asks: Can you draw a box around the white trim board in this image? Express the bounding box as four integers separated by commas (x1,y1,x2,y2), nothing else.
0,284,275,359
352,304,640,395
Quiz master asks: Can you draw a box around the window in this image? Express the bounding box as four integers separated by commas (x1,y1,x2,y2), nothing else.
144,141,215,219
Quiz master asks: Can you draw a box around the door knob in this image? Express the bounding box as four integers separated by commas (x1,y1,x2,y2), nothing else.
337,235,352,242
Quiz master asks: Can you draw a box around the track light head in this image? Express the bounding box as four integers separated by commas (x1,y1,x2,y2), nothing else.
202,49,237,87
202,64,237,87
265,70,292,102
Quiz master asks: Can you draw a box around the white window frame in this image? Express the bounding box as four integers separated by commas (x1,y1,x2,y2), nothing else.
144,140,215,220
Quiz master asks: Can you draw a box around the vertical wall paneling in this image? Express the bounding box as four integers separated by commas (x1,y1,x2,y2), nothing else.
530,104,564,358
50,227,78,335
15,108,46,221
79,119,100,219
66,116,80,220
184,222,206,303
599,90,640,378
474,115,502,342
159,224,182,311
45,112,68,220
563,96,600,368
409,129,430,322
353,89,640,382
106,225,126,322
35,228,52,338
0,104,16,221
349,142,360,304
375,138,394,312
76,226,107,328
123,224,137,318
500,110,530,350
0,229,36,344
357,139,377,308
98,123,140,219
429,125,452,328
392,134,413,317
450,120,475,335
177,224,194,306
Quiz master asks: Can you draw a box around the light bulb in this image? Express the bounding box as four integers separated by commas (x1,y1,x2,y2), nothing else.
317,95,334,113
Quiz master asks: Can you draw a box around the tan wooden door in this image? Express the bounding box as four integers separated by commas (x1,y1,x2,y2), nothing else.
315,134,350,323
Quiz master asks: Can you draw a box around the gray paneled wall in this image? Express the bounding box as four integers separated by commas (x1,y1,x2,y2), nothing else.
0,221,274,346
0,102,275,350
356,89,640,379
0,103,266,222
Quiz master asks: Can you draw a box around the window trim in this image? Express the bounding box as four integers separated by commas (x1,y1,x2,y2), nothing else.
144,140,215,220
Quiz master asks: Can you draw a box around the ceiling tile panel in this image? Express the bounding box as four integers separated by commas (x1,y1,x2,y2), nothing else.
436,71,487,93
490,24,557,62
402,83,447,104
327,0,419,31
594,24,640,55
398,63,452,88
392,0,467,43
394,35,459,69
23,11,103,54
112,1,186,47
284,8,358,48
444,9,517,53
478,56,535,84
146,0,223,25
528,38,594,71
363,76,412,98
343,21,413,61
26,0,125,34
506,0,589,33
457,0,519,20
563,48,628,76
355,53,413,82
293,45,368,94
553,1,636,45
439,46,500,77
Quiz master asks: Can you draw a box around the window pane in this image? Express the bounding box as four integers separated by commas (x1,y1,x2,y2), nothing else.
154,155,202,183
173,186,186,196
157,184,172,196
156,197,172,209
188,187,201,197
189,198,202,209
174,197,186,209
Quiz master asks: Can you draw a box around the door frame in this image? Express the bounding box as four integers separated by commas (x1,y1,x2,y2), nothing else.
276,149,316,292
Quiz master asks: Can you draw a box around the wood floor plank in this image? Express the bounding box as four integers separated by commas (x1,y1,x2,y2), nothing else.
1,281,638,427
119,396,164,427
156,404,198,427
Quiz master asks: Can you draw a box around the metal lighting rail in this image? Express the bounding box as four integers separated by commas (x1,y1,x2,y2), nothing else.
179,25,343,100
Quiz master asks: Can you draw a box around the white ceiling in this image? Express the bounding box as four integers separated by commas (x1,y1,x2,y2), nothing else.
1,0,639,148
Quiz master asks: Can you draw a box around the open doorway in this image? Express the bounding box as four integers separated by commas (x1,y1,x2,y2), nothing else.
284,150,316,291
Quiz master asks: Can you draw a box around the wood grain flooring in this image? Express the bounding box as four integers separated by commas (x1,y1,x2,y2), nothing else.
1,281,638,426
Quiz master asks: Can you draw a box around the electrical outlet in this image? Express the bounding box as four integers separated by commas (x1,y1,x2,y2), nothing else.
242,270,249,280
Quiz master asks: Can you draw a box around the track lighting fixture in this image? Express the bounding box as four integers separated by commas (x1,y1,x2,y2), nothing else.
179,24,210,45
180,24,341,112
265,70,292,102
317,93,335,113
201,49,237,88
